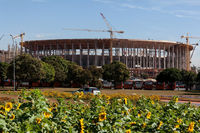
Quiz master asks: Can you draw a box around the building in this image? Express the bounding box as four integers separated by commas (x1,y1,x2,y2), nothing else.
23,38,193,77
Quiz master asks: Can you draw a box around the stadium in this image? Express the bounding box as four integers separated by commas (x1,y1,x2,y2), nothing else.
23,38,193,77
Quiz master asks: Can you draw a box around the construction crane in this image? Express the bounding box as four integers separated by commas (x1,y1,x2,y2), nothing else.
181,33,200,71
63,13,124,63
0,34,4,40
12,33,25,54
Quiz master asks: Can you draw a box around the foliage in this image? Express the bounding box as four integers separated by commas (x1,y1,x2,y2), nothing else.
0,90,200,132
42,56,69,82
141,73,148,79
103,61,130,85
197,72,200,84
79,69,93,86
0,62,9,87
180,70,197,91
41,62,55,83
156,68,182,83
7,54,45,88
88,66,103,88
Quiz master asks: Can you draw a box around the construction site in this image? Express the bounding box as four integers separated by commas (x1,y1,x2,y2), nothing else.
0,13,198,77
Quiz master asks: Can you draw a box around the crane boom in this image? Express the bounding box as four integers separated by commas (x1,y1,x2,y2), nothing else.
0,34,4,40
100,13,112,31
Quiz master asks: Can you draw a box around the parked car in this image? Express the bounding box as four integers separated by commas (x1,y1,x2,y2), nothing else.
103,80,113,89
124,80,134,89
72,87,101,95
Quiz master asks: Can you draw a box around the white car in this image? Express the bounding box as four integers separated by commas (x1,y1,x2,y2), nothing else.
73,87,101,95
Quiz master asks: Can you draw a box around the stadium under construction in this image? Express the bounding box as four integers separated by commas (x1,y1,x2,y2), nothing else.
22,38,193,77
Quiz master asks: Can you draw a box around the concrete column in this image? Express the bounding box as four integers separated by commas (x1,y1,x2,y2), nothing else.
163,45,166,69
146,47,148,69
43,45,45,56
167,46,170,68
79,43,82,66
178,46,181,69
152,46,155,69
172,45,175,68
158,45,161,69
72,43,74,62
102,43,105,66
87,43,89,67
154,46,157,69
95,42,97,66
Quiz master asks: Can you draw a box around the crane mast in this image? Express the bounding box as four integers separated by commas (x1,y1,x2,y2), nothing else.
181,33,200,71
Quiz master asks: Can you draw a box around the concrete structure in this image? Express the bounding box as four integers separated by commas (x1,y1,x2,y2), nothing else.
23,39,193,77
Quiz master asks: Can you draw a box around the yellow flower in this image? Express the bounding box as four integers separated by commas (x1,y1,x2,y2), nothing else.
177,118,182,124
138,113,141,118
188,122,195,132
36,118,42,124
132,106,136,110
129,122,136,126
52,103,58,108
151,100,155,105
142,123,146,128
10,114,15,120
125,129,131,133
17,103,21,110
99,112,107,122
175,97,178,103
44,112,52,118
61,119,66,123
48,107,53,112
5,102,12,112
175,125,179,128
124,98,127,105
146,112,151,119
0,105,4,110
198,120,200,123
157,121,163,130
80,118,84,133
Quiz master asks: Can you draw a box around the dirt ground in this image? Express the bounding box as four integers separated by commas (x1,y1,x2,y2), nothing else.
1,87,200,102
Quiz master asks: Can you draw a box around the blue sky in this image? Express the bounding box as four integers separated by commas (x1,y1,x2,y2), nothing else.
0,0,200,66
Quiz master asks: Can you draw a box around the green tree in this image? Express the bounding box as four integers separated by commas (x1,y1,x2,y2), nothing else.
67,62,83,87
156,68,182,89
181,70,197,91
79,69,93,87
88,66,103,88
41,62,55,83
42,56,69,83
103,61,130,88
0,62,9,88
7,54,45,90
197,72,200,84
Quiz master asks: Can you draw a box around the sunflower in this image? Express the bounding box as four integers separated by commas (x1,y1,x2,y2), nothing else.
146,112,151,119
10,114,15,120
177,118,182,124
124,98,127,105
142,123,146,128
125,129,131,133
80,118,84,133
138,113,141,118
99,112,107,122
0,105,4,110
129,122,136,126
188,122,195,132
5,102,13,112
175,125,179,128
35,118,42,124
44,112,52,118
157,121,163,130
17,103,21,110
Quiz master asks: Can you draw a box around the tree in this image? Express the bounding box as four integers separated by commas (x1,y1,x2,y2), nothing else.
0,62,9,88
7,54,45,89
41,62,55,83
181,70,197,91
103,61,130,88
67,61,83,86
42,56,69,83
156,68,182,89
79,69,93,87
197,72,200,84
88,66,103,88
141,73,148,79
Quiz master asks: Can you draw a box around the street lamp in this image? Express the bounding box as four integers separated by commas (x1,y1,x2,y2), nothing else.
10,34,20,91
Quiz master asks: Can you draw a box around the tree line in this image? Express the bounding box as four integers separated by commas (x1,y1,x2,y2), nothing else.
0,54,130,90
156,68,200,91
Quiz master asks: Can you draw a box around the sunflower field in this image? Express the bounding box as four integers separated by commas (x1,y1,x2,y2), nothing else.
0,89,200,133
